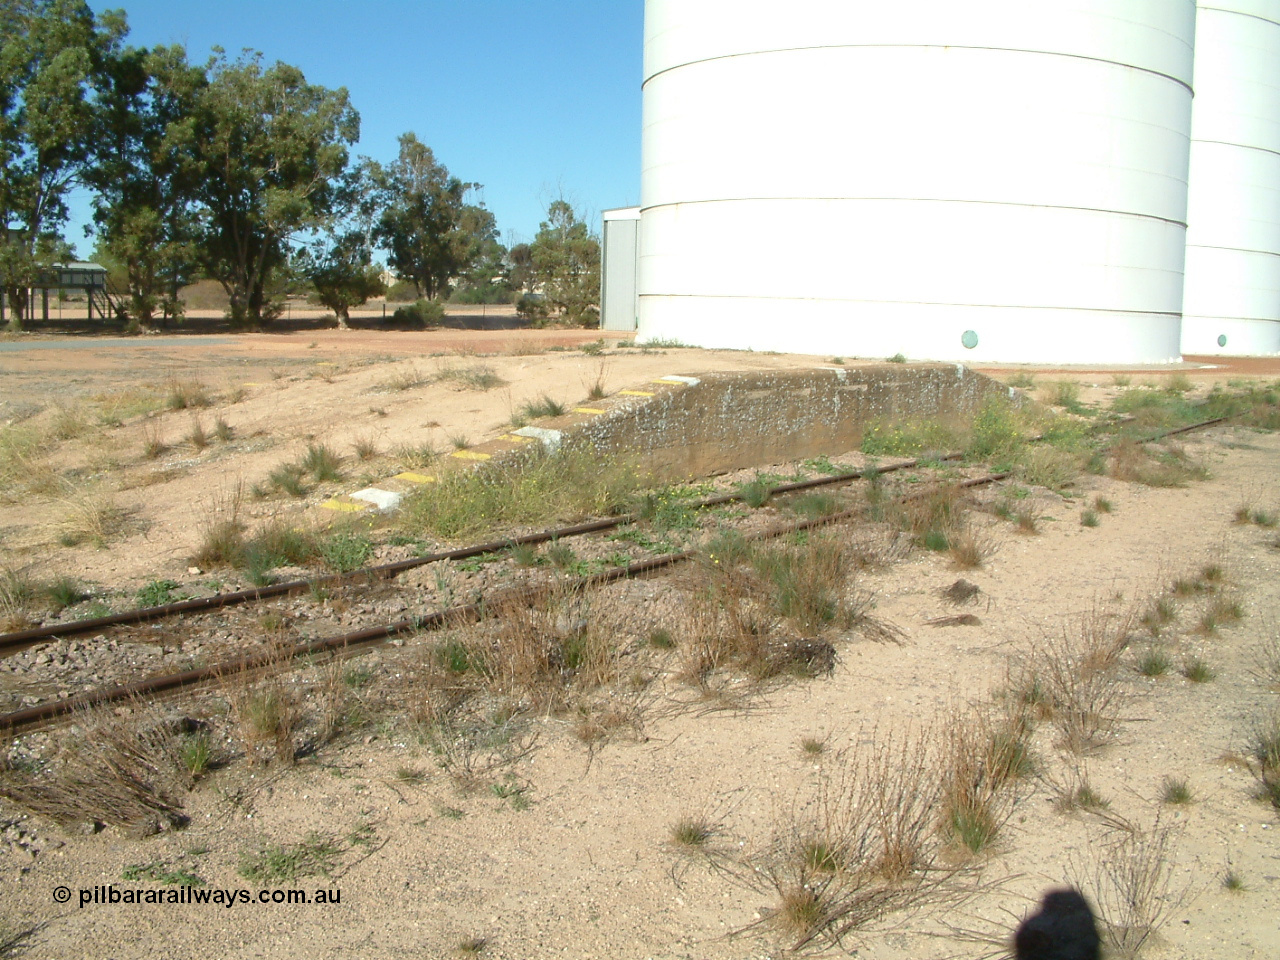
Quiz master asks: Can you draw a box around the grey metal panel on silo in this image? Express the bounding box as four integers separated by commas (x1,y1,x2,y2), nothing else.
601,207,640,331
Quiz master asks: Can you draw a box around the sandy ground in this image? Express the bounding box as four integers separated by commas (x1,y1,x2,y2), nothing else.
1,326,1279,958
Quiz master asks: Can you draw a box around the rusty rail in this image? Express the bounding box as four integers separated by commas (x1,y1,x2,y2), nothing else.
0,453,962,652
0,473,1007,733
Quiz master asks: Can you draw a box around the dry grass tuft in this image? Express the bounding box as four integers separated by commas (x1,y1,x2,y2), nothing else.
1109,439,1209,488
56,491,131,548
164,378,211,411
937,707,1031,854
1036,609,1133,754
140,421,167,460
0,702,191,832
1077,821,1184,959
226,666,301,765
737,730,962,950
945,518,1000,569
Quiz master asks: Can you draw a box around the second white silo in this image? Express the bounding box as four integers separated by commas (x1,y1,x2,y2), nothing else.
1181,0,1280,357
637,1,1196,363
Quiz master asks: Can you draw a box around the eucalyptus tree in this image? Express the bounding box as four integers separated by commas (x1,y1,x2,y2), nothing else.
371,132,494,301
529,199,600,326
0,0,126,329
188,50,358,325
84,43,206,326
297,160,385,328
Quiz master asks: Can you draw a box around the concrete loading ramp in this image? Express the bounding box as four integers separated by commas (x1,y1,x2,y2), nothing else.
569,364,1013,478
318,364,1013,515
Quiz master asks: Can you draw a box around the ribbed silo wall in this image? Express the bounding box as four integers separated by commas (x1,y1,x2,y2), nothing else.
1181,1,1280,356
637,1,1196,363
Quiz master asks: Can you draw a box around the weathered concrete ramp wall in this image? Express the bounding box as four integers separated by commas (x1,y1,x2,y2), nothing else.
572,364,1010,478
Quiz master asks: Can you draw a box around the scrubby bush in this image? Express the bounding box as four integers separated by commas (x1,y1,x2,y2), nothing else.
391,298,445,327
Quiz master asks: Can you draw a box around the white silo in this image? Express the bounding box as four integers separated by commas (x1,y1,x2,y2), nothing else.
1180,1,1280,357
637,1,1196,363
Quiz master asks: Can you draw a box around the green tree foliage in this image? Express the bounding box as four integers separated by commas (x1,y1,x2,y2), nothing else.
188,51,358,326
0,0,126,330
297,161,385,328
83,43,205,327
371,132,493,301
450,206,511,304
528,199,600,327
507,242,534,296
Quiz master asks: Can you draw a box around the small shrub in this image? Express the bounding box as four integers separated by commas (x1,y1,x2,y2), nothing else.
1012,504,1041,534
317,532,372,573
646,627,675,649
352,435,379,461
57,494,129,548
800,736,826,757
1084,822,1183,959
193,505,247,569
1093,496,1113,513
435,363,504,391
1074,783,1110,811
213,417,234,443
1050,380,1080,408
268,463,309,498
179,733,214,777
506,542,539,567
187,419,209,451
1160,776,1192,805
238,832,342,881
1080,509,1099,528
1137,647,1171,677
1251,509,1278,528
1180,658,1215,683
545,541,576,569
737,478,772,509
1222,870,1245,892
887,352,906,363
390,298,445,328
669,816,714,848
786,492,843,520
165,378,210,411
141,423,167,460
232,677,299,764
137,579,182,607
44,576,87,612
519,394,566,420
302,443,344,483
946,519,998,569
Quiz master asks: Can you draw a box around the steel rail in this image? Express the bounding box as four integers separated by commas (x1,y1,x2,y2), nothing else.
0,473,1008,733
0,453,962,651
0,411,1231,653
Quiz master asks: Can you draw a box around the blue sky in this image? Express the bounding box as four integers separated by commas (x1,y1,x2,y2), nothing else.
69,0,644,257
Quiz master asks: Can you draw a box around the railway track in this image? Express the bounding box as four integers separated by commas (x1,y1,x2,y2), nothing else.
0,415,1231,734
0,452,967,654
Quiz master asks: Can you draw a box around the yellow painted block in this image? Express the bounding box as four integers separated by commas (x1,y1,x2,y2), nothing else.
501,435,535,443
619,390,654,397
242,382,263,387
394,472,436,483
321,499,367,513
451,450,492,461
574,407,606,414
